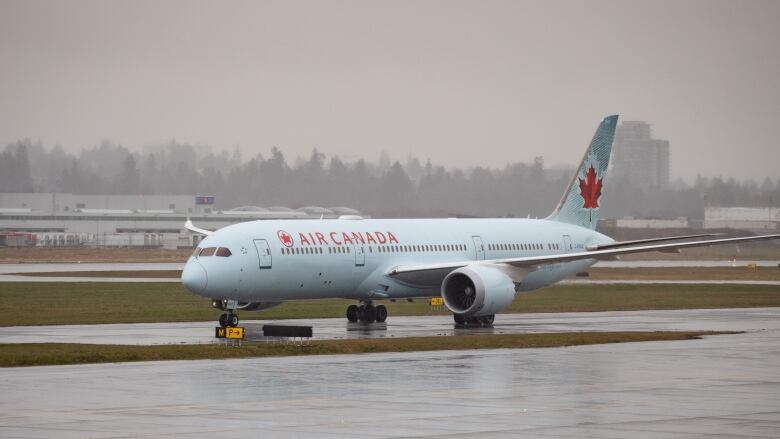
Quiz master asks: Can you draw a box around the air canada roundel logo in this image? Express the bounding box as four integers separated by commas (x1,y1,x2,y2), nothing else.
277,230,293,247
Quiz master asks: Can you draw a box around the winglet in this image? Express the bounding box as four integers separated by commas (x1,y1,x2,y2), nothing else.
184,218,212,236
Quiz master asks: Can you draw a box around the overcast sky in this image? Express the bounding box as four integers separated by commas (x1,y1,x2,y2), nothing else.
1,0,778,181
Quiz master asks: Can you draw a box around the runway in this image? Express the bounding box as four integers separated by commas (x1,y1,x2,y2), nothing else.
1,308,778,345
1,308,778,438
0,262,182,283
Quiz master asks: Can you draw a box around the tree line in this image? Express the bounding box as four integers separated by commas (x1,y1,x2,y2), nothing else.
2,139,779,219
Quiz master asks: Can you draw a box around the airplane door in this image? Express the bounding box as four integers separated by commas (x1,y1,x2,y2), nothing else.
253,239,272,269
353,243,365,267
472,236,485,260
561,235,572,252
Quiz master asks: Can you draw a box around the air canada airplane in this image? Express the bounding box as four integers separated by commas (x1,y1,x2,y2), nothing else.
182,115,779,328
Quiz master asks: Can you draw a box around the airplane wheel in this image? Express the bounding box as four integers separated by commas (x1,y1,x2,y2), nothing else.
453,314,466,325
481,315,495,326
346,305,359,322
362,305,377,323
357,305,366,321
218,313,228,327
228,314,239,327
375,305,388,323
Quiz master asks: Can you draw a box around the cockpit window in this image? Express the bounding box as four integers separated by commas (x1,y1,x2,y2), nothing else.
199,247,216,257
192,247,201,257
215,247,232,257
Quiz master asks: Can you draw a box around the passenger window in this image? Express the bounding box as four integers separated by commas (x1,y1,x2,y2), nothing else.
215,247,232,257
199,247,216,257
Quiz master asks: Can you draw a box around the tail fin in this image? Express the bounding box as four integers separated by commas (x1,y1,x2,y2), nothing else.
547,114,618,230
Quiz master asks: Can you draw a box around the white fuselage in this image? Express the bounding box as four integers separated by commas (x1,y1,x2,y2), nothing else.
181,218,612,302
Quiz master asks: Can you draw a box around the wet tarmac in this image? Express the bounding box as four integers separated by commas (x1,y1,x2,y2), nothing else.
0,262,182,283
1,308,778,438
0,263,183,273
1,308,778,345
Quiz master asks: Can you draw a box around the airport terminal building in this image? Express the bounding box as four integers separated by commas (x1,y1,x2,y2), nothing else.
0,193,362,248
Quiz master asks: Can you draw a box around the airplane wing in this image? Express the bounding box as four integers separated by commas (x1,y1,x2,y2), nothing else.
184,219,213,236
586,233,719,251
387,233,780,284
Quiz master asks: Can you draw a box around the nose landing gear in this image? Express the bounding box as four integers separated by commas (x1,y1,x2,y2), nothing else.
346,301,388,323
214,298,240,327
219,313,239,327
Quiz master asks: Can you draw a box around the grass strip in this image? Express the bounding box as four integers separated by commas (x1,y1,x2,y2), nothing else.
0,331,728,367
586,267,780,281
1,282,779,326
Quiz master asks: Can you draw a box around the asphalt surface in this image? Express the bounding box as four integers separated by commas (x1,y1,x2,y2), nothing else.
1,308,778,345
1,307,778,438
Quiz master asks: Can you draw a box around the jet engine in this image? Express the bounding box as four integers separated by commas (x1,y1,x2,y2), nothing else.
441,265,516,317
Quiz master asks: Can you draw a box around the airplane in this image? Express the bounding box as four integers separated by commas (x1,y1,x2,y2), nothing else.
181,115,780,328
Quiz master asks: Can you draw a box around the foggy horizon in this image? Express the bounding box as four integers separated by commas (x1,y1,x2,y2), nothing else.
1,0,779,181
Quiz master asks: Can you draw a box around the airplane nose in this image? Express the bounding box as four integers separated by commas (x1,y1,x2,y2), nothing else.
181,260,208,295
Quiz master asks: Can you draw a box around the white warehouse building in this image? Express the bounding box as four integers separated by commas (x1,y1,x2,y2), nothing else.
0,193,363,248
704,207,779,232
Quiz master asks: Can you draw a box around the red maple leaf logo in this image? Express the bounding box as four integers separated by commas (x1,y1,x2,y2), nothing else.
277,230,293,247
578,165,603,209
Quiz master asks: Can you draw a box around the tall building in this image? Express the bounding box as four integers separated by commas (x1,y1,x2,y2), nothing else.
612,121,670,188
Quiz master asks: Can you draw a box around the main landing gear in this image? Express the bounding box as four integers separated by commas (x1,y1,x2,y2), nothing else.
454,314,495,327
346,301,388,323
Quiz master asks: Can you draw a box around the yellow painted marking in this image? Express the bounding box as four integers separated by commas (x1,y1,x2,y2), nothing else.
215,327,245,339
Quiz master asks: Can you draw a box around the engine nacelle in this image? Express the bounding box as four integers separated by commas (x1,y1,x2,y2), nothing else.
441,265,516,317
